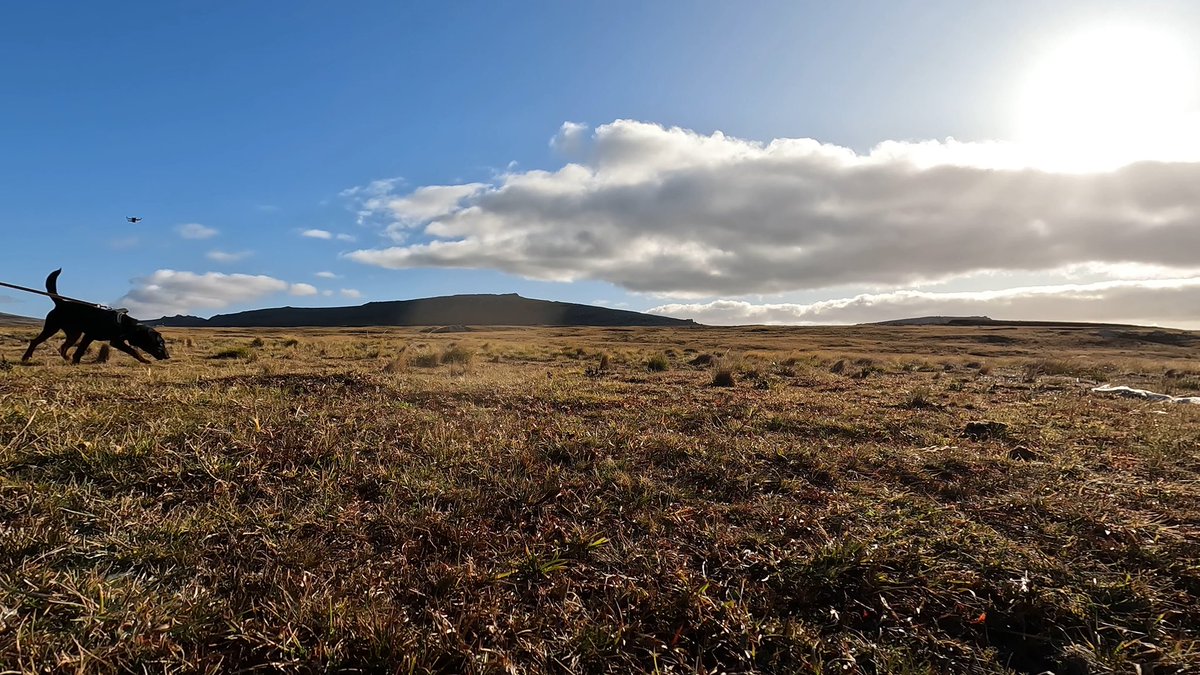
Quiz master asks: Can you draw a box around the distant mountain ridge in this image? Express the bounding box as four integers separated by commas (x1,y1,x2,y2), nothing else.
0,311,38,327
872,316,995,326
150,293,698,328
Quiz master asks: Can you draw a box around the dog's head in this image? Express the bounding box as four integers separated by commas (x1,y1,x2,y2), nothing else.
123,317,170,360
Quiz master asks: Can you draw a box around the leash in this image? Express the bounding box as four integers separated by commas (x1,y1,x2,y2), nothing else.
0,279,113,310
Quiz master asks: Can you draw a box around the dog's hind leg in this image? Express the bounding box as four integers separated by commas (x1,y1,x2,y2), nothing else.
59,330,82,361
22,322,61,362
109,340,151,364
71,337,95,364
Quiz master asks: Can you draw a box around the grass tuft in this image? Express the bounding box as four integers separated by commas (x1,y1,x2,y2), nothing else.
440,344,474,366
646,352,670,371
902,385,935,409
209,345,254,360
711,363,736,387
409,350,441,368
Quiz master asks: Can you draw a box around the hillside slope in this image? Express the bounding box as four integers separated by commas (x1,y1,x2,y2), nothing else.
0,311,38,327
152,293,698,328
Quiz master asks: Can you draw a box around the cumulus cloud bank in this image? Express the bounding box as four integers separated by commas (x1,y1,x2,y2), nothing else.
649,277,1200,329
344,120,1200,297
118,270,321,317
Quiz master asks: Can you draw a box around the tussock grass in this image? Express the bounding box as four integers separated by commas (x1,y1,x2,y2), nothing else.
208,345,254,360
439,344,474,366
1,323,1198,673
902,385,936,409
1021,357,1111,381
408,350,441,368
645,352,670,371
711,364,736,387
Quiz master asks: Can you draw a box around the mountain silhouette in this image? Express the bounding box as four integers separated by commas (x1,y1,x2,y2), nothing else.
150,293,698,328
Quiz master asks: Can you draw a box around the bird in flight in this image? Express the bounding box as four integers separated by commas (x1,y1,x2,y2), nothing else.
126,217,142,223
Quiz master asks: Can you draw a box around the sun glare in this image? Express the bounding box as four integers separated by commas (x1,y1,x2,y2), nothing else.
1017,24,1200,171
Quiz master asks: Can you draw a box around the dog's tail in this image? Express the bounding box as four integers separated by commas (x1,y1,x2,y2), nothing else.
45,269,63,304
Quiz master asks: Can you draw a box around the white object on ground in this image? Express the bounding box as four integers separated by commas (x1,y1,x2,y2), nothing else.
1091,385,1200,405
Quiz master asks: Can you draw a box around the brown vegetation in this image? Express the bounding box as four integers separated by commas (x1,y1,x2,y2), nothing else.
1,324,1198,673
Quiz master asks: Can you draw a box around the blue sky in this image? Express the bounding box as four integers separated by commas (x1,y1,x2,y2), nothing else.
3,1,1200,326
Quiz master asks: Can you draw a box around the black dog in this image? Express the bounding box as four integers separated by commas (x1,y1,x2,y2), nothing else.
21,269,170,364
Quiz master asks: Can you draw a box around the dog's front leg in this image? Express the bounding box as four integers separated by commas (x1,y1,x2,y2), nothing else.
110,340,151,364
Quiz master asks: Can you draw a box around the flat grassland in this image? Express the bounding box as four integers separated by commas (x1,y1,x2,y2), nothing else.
1,324,1198,674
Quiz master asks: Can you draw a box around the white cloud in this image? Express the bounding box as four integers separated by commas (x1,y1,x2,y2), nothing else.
350,183,486,239
118,270,289,317
206,250,253,263
341,177,406,225
289,283,318,296
550,121,590,156
302,229,356,242
387,184,486,224
315,271,340,279
176,223,218,240
322,290,334,297
344,119,1200,298
648,277,1200,329
340,288,362,299
340,177,404,199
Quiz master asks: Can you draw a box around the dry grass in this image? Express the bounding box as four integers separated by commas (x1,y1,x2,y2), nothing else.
711,365,736,387
209,345,255,360
1,324,1198,673
439,344,474,366
646,352,670,372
